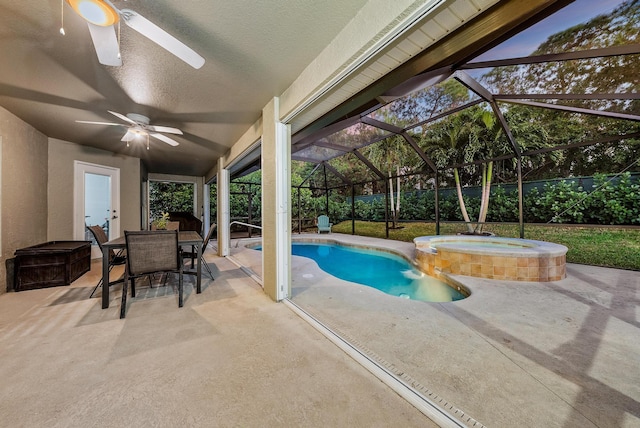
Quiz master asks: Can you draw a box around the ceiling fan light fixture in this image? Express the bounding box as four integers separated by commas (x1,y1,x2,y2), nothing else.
77,110,180,148
66,0,119,26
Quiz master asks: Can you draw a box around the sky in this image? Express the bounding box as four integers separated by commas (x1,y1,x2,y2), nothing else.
472,0,627,62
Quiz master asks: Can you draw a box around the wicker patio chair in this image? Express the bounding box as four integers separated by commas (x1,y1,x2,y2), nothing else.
120,230,183,319
87,225,126,298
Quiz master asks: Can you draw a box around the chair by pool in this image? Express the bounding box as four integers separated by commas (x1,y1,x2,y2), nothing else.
317,215,332,233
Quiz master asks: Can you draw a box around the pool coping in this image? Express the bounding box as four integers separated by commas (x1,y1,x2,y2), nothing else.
414,235,568,257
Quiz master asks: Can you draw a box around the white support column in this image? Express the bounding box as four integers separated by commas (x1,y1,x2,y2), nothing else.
217,159,230,257
262,97,291,301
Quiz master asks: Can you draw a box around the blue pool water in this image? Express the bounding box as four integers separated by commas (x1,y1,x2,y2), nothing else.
259,242,465,302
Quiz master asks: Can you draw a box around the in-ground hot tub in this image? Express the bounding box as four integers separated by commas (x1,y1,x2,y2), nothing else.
414,235,568,282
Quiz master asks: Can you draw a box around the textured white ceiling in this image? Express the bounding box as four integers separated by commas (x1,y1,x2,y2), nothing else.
0,0,370,175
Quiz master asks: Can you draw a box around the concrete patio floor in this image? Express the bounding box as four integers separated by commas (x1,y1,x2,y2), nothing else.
0,251,435,427
1,234,638,427
230,233,640,428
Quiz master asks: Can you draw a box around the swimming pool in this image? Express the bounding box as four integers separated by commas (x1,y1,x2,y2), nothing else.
290,242,465,302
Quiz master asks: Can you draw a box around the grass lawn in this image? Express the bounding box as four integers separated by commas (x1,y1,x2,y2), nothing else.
331,220,640,271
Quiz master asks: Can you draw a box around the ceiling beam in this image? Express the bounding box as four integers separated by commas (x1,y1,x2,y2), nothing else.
500,99,640,122
454,71,521,157
353,150,386,179
407,99,484,131
495,93,640,100
462,44,640,69
401,132,437,172
360,116,404,134
322,161,353,186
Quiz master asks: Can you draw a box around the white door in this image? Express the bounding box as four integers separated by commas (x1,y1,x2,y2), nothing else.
74,161,120,258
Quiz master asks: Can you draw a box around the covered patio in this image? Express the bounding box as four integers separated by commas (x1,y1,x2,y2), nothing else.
0,239,637,427
1,0,638,427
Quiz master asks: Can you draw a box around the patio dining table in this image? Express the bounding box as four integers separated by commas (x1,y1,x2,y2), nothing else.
100,231,203,309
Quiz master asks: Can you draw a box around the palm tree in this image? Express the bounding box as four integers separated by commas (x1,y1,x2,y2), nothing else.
423,106,511,233
467,108,502,234
424,102,552,233
364,134,421,228
425,110,476,232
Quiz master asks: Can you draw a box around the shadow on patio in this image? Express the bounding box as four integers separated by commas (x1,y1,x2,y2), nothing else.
0,251,435,427
231,233,640,428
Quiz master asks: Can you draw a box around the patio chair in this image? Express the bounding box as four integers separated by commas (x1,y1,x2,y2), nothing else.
317,215,332,233
120,230,183,319
87,225,126,298
181,223,216,279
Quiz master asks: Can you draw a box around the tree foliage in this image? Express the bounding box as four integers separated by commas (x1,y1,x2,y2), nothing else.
480,0,640,177
205,2,640,231
149,182,194,221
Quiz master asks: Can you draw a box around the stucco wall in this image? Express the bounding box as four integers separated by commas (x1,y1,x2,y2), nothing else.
0,107,49,294
47,138,142,241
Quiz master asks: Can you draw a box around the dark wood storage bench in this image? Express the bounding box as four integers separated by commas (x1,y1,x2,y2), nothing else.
14,241,91,291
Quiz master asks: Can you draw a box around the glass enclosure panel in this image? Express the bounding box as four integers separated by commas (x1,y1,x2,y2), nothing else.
326,152,380,184
323,122,392,151
502,103,640,178
301,166,346,190
413,102,505,158
292,145,347,162
366,78,480,129
359,135,425,177
478,55,640,113
472,0,634,63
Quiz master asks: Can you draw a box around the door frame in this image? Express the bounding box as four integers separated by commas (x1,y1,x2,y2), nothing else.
73,161,121,250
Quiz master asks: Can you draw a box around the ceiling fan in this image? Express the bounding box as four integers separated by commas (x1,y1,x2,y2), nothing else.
76,110,182,148
61,0,205,69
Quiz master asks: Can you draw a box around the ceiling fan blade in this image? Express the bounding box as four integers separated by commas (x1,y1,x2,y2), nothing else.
120,9,205,69
76,120,121,126
86,23,122,67
108,110,137,125
150,133,180,146
147,125,183,135
121,130,136,142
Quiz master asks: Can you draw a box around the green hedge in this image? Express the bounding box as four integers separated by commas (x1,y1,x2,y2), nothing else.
325,172,640,225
